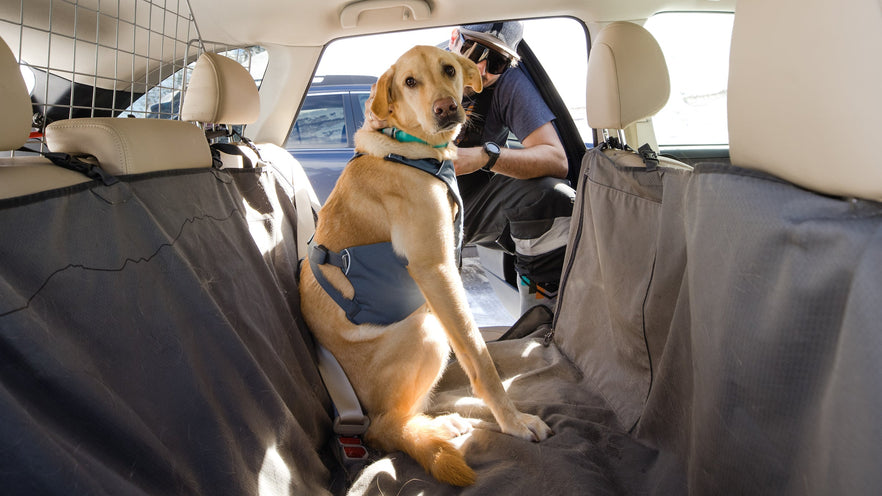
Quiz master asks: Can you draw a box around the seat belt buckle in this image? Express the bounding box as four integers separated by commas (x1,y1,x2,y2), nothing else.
333,413,371,437
336,435,369,463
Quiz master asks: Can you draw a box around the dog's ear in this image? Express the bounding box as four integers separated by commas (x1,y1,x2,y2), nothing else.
371,66,395,119
457,55,483,93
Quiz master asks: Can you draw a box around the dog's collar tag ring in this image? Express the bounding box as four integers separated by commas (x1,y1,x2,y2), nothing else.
380,127,448,148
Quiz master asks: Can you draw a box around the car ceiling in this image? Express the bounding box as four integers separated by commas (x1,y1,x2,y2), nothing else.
188,0,736,47
0,0,734,86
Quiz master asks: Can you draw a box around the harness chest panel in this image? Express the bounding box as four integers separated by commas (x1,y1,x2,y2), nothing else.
309,153,462,326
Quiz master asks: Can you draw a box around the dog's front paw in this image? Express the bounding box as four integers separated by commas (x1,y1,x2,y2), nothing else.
501,412,553,442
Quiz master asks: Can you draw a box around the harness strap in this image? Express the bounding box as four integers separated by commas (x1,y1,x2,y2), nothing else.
308,241,362,323
383,153,464,260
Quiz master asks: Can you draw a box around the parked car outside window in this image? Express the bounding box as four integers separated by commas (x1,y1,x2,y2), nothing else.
284,75,376,203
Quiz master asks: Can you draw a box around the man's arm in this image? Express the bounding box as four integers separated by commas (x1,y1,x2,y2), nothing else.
454,121,568,179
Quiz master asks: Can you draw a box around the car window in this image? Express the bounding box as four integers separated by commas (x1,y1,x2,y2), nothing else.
306,18,589,143
643,12,734,147
285,93,349,148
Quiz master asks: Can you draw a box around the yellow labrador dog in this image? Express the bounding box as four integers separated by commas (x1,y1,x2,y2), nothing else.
300,45,552,486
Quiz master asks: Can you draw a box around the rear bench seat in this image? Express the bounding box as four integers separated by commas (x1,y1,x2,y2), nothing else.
5,0,882,493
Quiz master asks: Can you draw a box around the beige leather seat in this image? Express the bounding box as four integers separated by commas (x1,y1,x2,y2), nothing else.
181,51,320,256
585,21,689,170
0,35,90,199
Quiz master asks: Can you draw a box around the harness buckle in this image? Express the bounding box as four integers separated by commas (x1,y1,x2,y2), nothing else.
310,243,330,265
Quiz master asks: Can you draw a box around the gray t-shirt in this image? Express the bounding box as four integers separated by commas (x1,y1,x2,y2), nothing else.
456,65,556,148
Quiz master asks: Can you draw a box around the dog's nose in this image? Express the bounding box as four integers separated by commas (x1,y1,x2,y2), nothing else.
433,97,458,122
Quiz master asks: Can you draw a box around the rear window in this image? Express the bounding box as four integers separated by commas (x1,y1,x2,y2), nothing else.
122,46,267,120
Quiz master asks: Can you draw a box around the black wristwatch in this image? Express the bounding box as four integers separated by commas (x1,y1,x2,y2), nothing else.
481,142,501,171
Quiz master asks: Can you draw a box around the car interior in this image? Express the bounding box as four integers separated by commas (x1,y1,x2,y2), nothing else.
1,0,880,494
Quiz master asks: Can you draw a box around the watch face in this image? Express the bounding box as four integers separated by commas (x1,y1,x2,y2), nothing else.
486,142,500,154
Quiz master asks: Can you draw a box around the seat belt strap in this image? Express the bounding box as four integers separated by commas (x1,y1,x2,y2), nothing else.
315,344,370,436
314,343,371,477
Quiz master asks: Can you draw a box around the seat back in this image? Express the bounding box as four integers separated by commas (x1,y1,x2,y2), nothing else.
1,49,335,496
629,2,882,493
553,21,691,429
181,50,320,258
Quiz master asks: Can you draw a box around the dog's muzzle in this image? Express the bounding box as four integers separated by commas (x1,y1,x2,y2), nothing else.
433,96,463,130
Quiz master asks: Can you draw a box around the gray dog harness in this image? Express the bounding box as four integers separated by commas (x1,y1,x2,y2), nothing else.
308,153,463,326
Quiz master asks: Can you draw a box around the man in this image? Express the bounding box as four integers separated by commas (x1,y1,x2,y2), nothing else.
368,22,575,313
448,21,574,313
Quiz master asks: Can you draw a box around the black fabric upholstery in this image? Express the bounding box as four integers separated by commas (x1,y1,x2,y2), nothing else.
0,167,338,494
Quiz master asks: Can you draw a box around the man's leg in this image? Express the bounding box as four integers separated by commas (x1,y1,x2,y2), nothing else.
460,173,575,313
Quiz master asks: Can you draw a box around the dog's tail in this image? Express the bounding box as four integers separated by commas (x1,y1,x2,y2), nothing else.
369,413,476,487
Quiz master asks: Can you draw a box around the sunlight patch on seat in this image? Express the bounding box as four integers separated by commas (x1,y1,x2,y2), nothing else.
453,396,487,408
370,457,398,482
520,340,543,358
258,444,292,496
502,374,523,391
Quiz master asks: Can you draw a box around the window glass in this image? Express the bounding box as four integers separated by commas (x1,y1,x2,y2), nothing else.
309,18,590,143
285,93,348,148
121,46,267,119
644,12,734,147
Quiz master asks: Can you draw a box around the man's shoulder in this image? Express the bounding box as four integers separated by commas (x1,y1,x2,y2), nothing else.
495,66,539,95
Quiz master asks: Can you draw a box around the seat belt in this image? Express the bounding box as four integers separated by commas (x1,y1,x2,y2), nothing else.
314,343,371,475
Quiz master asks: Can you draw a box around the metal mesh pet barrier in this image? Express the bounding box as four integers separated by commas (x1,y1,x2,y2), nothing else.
0,0,266,154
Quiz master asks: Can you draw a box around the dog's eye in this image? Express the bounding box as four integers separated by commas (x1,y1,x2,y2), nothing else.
444,64,456,77
405,76,417,88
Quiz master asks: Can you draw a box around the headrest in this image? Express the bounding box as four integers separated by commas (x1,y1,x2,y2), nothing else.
585,22,670,130
0,36,34,151
45,118,212,175
180,52,260,125
729,0,882,201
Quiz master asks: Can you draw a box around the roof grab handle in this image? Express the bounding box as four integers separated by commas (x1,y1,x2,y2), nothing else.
340,0,432,29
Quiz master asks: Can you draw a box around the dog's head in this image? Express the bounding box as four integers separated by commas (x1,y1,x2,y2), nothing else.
371,45,483,147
